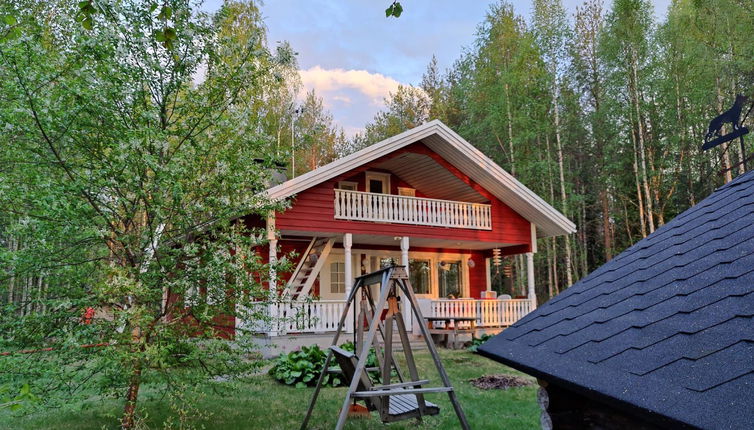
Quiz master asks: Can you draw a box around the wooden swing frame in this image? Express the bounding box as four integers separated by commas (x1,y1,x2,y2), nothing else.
300,265,470,430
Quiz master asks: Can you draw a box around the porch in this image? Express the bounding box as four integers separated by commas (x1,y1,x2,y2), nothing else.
252,297,534,337
252,217,540,343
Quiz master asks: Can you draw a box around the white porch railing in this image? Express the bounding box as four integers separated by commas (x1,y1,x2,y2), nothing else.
334,189,492,230
429,298,534,328
273,300,347,334
246,298,532,336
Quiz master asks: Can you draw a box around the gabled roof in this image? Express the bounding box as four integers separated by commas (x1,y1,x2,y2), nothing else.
479,171,754,429
267,120,575,238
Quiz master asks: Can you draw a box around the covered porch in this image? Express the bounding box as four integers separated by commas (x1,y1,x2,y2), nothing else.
250,226,538,339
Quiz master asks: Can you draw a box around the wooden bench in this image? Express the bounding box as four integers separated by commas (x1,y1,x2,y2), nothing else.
424,317,477,349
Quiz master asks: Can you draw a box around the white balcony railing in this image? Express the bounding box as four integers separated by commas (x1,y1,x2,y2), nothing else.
334,189,492,230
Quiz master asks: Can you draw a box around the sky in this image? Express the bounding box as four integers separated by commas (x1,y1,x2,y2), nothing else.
205,0,672,137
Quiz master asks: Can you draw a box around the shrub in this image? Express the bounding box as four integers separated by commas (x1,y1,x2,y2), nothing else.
269,345,332,388
269,342,380,388
467,334,494,352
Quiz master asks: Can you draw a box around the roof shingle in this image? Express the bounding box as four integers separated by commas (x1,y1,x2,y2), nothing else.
479,171,754,429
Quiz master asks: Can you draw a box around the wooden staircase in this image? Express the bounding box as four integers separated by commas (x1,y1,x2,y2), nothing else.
284,237,335,301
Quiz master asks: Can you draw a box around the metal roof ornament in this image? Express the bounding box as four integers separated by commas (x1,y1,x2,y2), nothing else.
702,94,753,173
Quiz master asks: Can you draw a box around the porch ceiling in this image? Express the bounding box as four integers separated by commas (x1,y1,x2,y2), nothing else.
280,230,522,251
374,153,488,204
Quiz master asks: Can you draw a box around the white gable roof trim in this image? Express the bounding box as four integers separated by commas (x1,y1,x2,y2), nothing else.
266,120,576,238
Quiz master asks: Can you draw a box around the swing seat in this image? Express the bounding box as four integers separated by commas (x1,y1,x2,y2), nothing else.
330,346,440,423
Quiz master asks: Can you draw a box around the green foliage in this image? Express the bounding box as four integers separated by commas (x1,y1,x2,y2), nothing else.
269,345,335,388
385,1,403,18
0,0,294,426
339,341,379,370
467,334,494,353
0,383,39,411
2,350,540,429
355,0,754,300
268,342,379,388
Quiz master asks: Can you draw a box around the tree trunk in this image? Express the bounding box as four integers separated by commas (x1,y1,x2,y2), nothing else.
630,48,654,234
552,86,573,287
547,237,555,298
600,189,612,261
580,191,588,277
505,83,515,176
544,134,560,294
121,362,143,430
629,107,647,238
7,235,17,306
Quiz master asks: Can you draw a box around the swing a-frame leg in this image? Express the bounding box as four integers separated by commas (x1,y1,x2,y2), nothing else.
300,266,470,430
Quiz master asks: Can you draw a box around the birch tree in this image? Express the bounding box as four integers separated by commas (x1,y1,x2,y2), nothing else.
0,1,290,427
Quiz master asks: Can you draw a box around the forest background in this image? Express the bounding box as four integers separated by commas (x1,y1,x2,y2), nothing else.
261,0,754,300
1,0,753,425
5,0,754,313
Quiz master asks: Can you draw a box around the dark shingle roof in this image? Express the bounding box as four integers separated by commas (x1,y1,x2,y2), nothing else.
479,171,754,429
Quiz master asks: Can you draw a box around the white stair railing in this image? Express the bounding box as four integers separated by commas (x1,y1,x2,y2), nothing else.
334,189,492,230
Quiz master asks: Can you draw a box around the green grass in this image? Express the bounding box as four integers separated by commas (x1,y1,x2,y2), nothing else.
1,349,538,429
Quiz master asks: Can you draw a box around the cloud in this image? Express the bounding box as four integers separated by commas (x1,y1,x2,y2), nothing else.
332,95,352,105
299,66,402,107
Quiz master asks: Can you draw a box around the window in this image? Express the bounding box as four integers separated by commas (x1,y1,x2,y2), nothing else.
439,261,461,298
365,172,390,194
398,187,416,197
488,258,514,296
330,262,345,294
338,181,358,191
409,259,431,295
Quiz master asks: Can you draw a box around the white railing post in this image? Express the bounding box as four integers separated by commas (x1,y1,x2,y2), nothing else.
344,233,354,334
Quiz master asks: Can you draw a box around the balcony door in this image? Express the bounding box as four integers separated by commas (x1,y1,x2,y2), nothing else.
365,171,390,194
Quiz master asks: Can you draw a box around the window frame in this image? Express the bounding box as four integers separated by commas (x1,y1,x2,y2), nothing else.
397,187,416,197
364,171,391,194
337,181,358,191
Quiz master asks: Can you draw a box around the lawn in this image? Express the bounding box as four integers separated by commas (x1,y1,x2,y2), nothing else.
1,349,539,429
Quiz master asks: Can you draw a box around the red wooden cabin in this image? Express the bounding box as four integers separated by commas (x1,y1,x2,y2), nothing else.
241,120,574,343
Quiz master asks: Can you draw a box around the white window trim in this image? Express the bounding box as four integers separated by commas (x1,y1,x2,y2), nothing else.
365,171,391,194
337,181,358,191
397,187,416,197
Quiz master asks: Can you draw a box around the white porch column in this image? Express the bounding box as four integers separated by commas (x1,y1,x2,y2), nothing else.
344,233,354,333
526,252,536,309
400,236,410,271
344,233,353,294
266,215,279,336
399,236,415,332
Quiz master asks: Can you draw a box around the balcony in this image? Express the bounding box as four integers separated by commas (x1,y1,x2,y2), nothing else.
334,189,492,230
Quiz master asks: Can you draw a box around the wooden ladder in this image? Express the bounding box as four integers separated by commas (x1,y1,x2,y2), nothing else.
284,237,335,301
